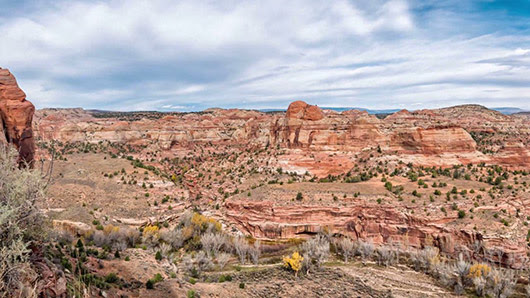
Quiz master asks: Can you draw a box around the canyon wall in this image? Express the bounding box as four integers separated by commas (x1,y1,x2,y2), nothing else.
225,200,528,269
34,108,272,149
273,101,478,154
0,68,35,165
35,101,479,154
33,101,530,173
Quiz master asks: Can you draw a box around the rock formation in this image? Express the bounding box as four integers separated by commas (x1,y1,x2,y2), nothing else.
30,98,530,272
285,100,324,121
225,200,528,269
0,68,35,166
272,102,478,155
33,100,530,174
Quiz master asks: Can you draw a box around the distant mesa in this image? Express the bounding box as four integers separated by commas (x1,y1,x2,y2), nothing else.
32,98,530,172
0,67,36,166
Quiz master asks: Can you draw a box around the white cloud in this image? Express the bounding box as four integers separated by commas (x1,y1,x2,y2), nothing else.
0,0,529,111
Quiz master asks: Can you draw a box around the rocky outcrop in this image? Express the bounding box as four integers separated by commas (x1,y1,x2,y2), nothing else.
270,101,478,155
272,105,387,150
388,126,476,154
0,68,35,165
34,108,272,150
225,200,528,269
387,104,530,168
33,100,530,173
31,245,67,297
285,100,324,121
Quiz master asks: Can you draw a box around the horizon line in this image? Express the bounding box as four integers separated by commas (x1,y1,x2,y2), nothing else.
35,103,529,114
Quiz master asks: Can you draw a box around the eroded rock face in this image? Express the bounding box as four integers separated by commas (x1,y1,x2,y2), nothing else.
270,101,479,156
34,108,272,150
225,200,528,269
388,126,476,154
285,100,324,121
0,68,35,165
33,100,530,173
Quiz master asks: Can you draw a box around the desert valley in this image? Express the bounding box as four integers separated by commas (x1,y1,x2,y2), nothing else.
2,65,530,297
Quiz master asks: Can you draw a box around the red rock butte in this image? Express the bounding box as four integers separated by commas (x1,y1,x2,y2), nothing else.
285,100,324,121
0,67,36,166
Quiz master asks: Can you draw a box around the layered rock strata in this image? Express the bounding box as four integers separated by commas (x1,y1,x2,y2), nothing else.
33,101,530,172
0,68,35,165
225,200,528,269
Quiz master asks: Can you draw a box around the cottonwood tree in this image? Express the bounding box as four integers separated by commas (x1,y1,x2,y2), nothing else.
301,235,330,274
196,251,212,273
336,238,355,263
182,254,194,275
410,246,439,272
249,240,261,265
201,232,227,257
216,252,231,270
161,228,185,250
233,236,249,264
376,246,398,267
357,240,374,264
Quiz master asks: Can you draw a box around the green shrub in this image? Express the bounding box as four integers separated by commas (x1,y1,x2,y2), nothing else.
218,274,232,283
105,273,119,283
61,257,72,271
146,273,164,289
76,238,85,249
80,273,109,289
153,273,164,283
0,147,47,293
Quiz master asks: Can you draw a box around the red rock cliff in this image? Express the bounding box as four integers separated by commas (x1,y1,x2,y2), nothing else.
33,100,530,173
226,200,528,269
272,101,477,154
0,68,36,165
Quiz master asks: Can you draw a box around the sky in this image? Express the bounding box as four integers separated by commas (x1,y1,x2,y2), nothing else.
1,0,529,111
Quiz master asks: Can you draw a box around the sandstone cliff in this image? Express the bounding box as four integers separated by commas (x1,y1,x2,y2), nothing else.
225,200,527,269
33,100,530,174
0,68,35,165
273,101,478,154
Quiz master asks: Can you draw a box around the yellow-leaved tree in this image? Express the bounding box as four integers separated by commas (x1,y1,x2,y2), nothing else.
468,263,491,279
283,251,303,277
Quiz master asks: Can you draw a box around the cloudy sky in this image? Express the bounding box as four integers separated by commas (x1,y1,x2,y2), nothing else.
1,0,529,111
